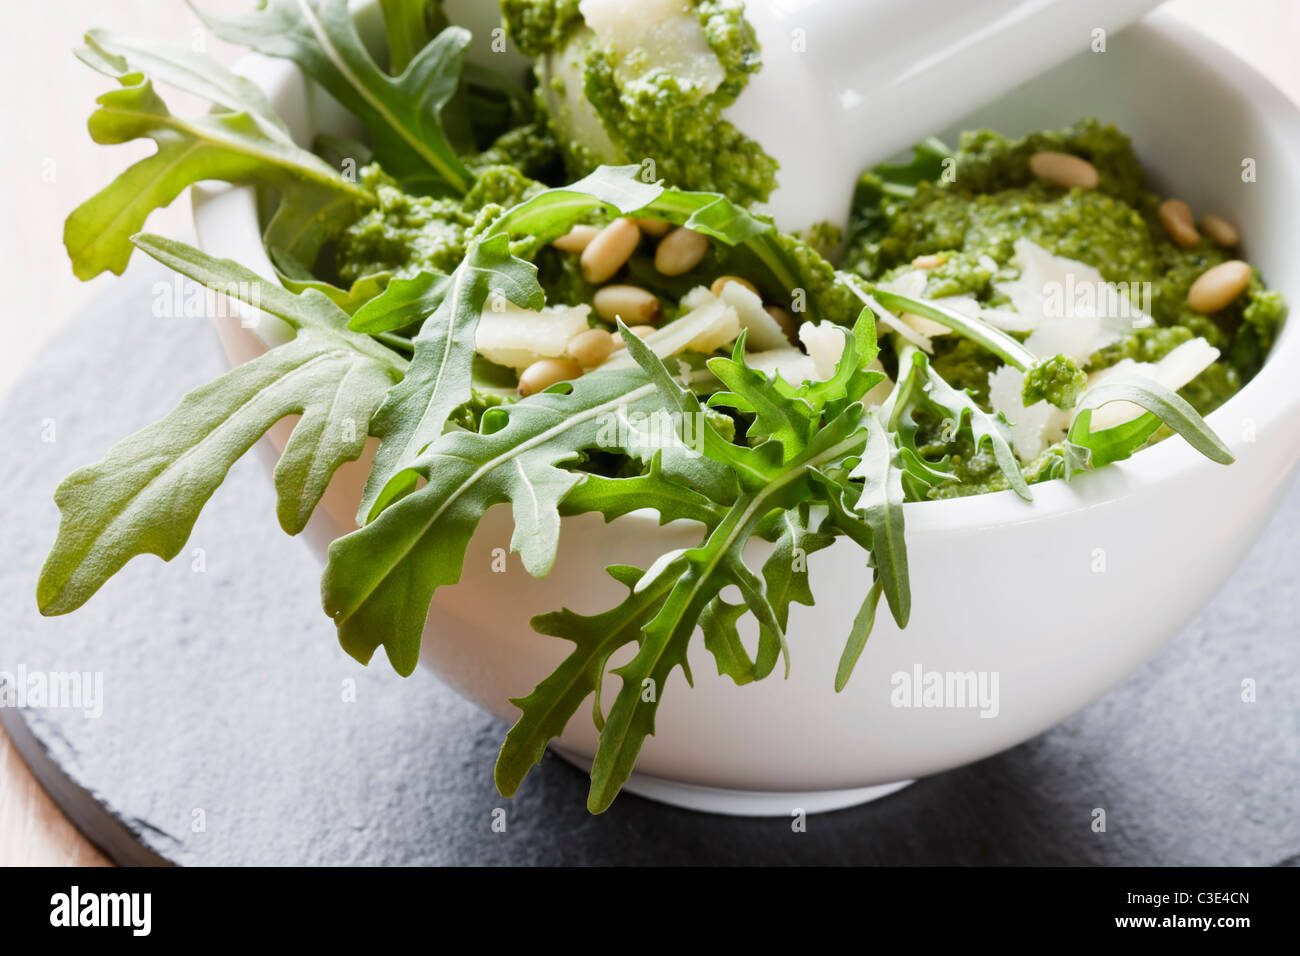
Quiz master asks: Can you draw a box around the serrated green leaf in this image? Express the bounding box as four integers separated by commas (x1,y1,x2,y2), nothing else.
65,29,370,280
585,396,871,811
37,238,403,617
559,456,726,528
348,270,450,333
78,29,290,126
618,322,770,492
262,181,379,308
921,358,1031,501
707,334,815,461
378,0,436,76
848,411,910,627
322,365,733,676
193,0,473,194
356,168,665,522
1072,379,1234,467
495,564,677,797
700,599,754,685
755,509,835,680
357,235,541,520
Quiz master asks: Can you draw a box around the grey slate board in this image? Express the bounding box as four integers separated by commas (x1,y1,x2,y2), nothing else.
1,259,1297,866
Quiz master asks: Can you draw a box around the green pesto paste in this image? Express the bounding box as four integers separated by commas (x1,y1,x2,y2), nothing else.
845,119,1287,496
503,0,777,205
335,163,542,283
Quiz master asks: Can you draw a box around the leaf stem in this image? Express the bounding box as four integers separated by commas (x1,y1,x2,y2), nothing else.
872,288,1037,371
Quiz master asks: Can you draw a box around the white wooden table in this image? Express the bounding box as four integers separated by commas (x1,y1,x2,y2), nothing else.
2,0,1297,867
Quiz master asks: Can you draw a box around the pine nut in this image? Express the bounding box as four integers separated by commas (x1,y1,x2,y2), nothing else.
1202,214,1239,247
911,254,946,270
1028,151,1098,189
710,275,759,297
552,224,600,253
1187,260,1251,313
1158,199,1200,249
580,218,640,284
764,305,797,341
654,227,710,276
635,217,671,237
565,328,615,367
518,358,582,397
593,284,661,324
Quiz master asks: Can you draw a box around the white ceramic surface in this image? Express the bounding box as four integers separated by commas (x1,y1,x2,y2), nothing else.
193,7,1300,813
730,0,1163,232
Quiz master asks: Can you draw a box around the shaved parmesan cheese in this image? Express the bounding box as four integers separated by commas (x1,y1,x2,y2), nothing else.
476,302,591,370
988,365,1069,463
579,0,724,93
798,320,849,379
746,347,818,386
717,280,790,350
683,301,742,353
681,285,715,312
1081,338,1220,429
999,239,1153,362
601,299,740,369
884,269,927,299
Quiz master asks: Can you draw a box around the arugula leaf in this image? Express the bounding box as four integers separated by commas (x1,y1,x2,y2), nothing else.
873,288,1036,372
848,411,911,627
922,360,1032,500
558,456,727,528
495,565,678,797
707,334,815,460
354,167,664,521
753,509,836,680
347,269,450,333
193,0,473,194
849,137,952,250
357,235,541,520
835,579,883,692
66,29,371,280
321,362,733,676
263,185,390,313
700,597,756,684
38,236,404,615
1066,378,1234,473
880,341,1030,502
587,407,873,810
378,0,436,76
579,327,877,811
502,306,894,809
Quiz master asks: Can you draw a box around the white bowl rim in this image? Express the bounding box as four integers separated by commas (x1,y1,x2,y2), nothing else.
192,7,1300,540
